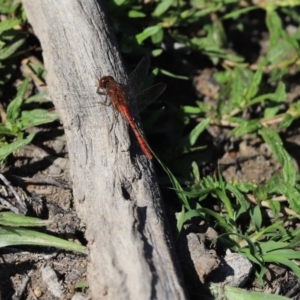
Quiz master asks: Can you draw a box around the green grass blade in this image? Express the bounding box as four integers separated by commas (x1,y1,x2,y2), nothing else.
6,77,29,122
19,109,59,130
266,10,282,48
246,64,263,100
152,151,191,209
209,282,289,300
226,183,249,212
230,119,261,136
128,10,146,18
0,212,49,227
152,0,174,17
178,117,210,151
159,69,189,80
250,205,262,231
263,255,300,280
281,183,300,215
259,128,293,169
0,132,35,163
0,19,20,35
0,38,25,60
0,226,88,254
175,206,186,232
136,25,162,44
0,124,15,136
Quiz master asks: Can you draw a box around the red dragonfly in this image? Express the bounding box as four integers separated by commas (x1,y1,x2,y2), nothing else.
97,56,166,159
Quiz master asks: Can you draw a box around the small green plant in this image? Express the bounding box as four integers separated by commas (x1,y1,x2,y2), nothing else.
0,77,58,163
0,4,59,163
0,17,25,69
126,0,300,290
156,125,300,278
0,211,87,254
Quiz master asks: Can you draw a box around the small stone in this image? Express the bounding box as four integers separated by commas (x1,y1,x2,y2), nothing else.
34,287,43,298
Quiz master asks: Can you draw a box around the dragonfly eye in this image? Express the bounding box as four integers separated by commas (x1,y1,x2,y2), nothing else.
99,77,108,89
99,76,115,89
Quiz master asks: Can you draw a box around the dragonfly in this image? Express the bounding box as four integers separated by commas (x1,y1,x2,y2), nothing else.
39,56,166,159
97,56,166,159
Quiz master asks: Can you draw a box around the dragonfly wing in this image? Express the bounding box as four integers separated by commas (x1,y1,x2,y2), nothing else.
136,82,167,113
129,56,150,93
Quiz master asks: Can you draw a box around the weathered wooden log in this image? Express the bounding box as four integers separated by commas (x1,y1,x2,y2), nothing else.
22,0,187,299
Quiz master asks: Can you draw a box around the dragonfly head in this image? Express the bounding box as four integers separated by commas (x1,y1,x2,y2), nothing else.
99,76,115,89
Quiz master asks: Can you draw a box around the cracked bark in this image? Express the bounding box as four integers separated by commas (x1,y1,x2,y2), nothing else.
22,0,187,299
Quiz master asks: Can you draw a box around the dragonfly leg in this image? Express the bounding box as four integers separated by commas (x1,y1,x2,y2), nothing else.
99,100,111,106
109,109,119,132
96,86,105,95
97,88,111,106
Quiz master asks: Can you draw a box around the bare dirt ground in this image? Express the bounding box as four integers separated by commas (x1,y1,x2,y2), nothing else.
0,134,88,300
